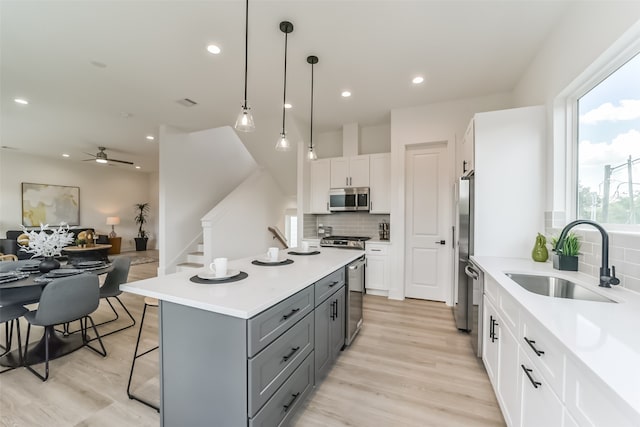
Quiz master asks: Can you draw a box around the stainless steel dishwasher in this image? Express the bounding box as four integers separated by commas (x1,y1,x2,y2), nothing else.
345,256,365,346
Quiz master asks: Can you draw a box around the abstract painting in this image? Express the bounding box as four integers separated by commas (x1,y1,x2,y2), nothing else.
22,183,80,226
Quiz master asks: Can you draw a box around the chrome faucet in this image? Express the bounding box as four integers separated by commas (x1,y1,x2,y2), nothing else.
557,220,620,288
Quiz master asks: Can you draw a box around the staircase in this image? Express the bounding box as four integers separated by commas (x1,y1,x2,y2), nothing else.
176,243,205,272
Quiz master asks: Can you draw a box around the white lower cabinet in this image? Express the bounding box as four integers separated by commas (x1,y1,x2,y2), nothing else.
482,270,640,427
519,348,563,427
482,296,520,427
365,243,390,293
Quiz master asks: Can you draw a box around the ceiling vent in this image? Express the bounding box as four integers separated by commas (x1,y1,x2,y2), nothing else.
176,98,198,107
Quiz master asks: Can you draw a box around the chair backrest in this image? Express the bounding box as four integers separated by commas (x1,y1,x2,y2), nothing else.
0,259,41,272
0,254,18,261
34,273,99,326
101,256,131,296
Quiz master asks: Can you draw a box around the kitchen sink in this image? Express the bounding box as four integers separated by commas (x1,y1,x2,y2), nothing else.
505,273,616,303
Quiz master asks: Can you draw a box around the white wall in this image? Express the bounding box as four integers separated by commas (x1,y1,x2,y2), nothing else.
159,125,257,274
0,150,153,251
201,168,292,264
360,123,391,154
388,92,513,301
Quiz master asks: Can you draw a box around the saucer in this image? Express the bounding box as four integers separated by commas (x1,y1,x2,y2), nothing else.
197,269,240,280
259,255,287,264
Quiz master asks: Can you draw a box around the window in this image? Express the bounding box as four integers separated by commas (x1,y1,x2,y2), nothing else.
577,52,640,225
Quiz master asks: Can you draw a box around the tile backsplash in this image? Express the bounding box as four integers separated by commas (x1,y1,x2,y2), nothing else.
545,212,640,294
304,213,390,241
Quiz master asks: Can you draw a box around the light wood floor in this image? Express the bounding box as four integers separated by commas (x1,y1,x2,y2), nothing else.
0,252,504,426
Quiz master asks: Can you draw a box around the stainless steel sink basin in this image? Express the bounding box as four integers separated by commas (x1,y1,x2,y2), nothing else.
505,273,616,303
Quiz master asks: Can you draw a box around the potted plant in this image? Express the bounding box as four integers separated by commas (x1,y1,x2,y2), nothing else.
134,202,150,251
551,232,580,271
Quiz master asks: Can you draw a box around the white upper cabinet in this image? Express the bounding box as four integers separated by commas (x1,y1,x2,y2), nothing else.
461,118,474,176
369,153,391,213
309,159,331,214
330,155,370,188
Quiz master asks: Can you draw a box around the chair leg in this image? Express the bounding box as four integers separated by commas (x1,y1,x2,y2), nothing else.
83,316,107,357
0,320,14,358
0,320,22,374
24,324,50,382
126,303,159,412
55,297,122,335
90,296,136,340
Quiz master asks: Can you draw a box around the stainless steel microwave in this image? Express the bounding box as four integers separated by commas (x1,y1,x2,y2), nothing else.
329,187,370,212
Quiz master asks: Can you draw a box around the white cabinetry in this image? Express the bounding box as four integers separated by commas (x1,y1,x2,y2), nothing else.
369,153,391,213
365,243,390,295
309,159,331,214
460,118,474,176
482,268,640,427
330,156,369,188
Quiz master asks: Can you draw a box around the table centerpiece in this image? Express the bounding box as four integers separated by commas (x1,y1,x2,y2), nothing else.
19,224,75,273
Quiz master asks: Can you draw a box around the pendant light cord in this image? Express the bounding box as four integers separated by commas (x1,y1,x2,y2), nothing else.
282,31,289,134
242,0,249,109
310,62,314,149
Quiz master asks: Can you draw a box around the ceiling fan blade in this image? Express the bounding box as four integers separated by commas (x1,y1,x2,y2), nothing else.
82,152,97,157
110,158,134,165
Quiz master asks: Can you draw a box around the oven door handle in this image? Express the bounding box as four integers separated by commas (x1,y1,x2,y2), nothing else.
465,264,479,280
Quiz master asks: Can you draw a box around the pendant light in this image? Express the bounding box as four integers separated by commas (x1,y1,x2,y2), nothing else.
234,0,255,132
307,55,318,161
275,21,294,151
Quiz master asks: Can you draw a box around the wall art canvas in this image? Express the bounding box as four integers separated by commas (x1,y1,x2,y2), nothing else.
22,183,80,226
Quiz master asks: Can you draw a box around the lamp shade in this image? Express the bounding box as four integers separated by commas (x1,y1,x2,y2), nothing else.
106,217,120,225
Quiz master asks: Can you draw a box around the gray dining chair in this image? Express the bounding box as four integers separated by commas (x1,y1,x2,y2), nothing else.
0,305,28,374
0,260,42,307
94,256,135,338
23,273,106,381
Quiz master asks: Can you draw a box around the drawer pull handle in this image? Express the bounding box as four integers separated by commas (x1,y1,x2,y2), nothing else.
371,249,381,252
521,365,542,389
328,280,339,288
524,337,545,356
282,346,300,362
283,392,301,412
281,308,300,321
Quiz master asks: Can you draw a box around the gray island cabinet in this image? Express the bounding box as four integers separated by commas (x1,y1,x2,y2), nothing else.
120,248,363,427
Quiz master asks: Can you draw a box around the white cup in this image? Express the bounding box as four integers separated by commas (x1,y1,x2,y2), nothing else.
210,257,228,278
267,247,279,262
301,241,310,252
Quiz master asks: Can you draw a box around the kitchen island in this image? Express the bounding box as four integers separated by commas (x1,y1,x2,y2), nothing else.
121,247,363,426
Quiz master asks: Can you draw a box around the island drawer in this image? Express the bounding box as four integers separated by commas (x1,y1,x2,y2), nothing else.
248,312,314,416
248,285,314,357
314,268,345,306
249,352,314,427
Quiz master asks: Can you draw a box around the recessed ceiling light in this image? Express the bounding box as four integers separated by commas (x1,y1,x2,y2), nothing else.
284,103,292,109
207,45,221,54
62,153,70,158
341,91,351,98
135,165,141,169
14,98,29,105
412,76,424,84
146,135,155,141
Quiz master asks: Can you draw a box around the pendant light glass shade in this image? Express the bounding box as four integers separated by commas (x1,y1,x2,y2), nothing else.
307,55,319,161
235,0,255,132
275,132,290,151
276,21,294,151
235,106,255,132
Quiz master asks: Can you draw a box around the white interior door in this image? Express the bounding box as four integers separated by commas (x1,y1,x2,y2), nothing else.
405,144,449,301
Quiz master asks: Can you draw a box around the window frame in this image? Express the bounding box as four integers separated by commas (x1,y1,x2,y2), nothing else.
563,31,640,231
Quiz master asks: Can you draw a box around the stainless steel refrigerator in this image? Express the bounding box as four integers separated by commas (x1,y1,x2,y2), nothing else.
454,171,474,332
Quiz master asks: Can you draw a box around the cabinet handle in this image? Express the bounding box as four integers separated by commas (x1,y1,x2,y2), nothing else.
334,299,338,319
283,392,301,412
371,249,381,252
524,337,545,356
327,202,329,211
490,316,498,342
346,177,349,186
521,365,542,389
282,346,300,362
330,300,336,320
328,280,339,288
350,177,352,186
281,308,300,321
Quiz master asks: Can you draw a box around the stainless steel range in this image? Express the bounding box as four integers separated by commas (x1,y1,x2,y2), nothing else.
320,236,370,250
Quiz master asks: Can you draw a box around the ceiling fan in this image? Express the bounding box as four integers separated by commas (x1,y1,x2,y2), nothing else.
83,146,133,165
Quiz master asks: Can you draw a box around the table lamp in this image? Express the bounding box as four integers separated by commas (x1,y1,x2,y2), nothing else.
106,216,120,238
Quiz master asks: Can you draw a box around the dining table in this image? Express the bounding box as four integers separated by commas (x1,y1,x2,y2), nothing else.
0,261,114,368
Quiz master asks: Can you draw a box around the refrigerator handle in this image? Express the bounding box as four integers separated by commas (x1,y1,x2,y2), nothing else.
465,264,479,280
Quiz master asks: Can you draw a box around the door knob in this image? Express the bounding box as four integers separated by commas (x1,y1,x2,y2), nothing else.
435,240,446,245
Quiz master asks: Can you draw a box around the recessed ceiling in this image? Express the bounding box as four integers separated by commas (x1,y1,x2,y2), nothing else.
0,0,572,172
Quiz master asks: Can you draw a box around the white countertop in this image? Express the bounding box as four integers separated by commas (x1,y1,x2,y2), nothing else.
121,247,363,319
472,256,640,417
